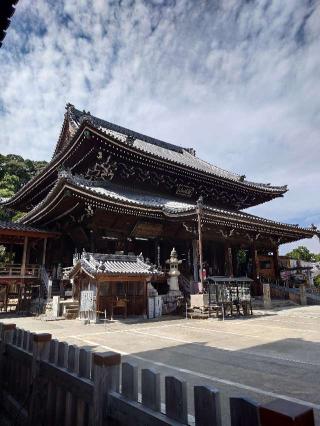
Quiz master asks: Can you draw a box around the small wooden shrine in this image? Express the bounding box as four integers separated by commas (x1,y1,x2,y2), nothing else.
0,104,319,313
69,251,162,319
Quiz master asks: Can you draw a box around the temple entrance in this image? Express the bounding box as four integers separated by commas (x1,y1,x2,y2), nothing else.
98,281,146,317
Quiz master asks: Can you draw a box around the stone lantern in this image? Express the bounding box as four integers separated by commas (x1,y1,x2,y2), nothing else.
166,248,182,295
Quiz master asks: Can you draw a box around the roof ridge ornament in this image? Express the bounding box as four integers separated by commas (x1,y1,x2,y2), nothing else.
57,167,73,179
125,135,135,146
184,148,196,156
79,110,94,126
65,103,75,112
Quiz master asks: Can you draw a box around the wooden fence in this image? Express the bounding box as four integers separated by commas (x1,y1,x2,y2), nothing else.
0,264,40,278
0,323,315,426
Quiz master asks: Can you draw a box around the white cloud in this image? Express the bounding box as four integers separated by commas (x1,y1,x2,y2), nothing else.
0,0,319,251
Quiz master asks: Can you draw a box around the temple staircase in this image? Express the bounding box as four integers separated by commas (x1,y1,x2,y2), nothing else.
51,279,61,297
39,267,61,299
178,274,193,301
63,301,79,319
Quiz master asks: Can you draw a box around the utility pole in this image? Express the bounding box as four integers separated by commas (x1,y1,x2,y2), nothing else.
196,196,204,290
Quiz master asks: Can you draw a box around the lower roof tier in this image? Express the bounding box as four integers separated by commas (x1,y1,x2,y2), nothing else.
19,171,319,245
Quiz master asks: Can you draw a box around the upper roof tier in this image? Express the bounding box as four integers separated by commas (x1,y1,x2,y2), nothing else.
1,104,288,211
63,105,287,192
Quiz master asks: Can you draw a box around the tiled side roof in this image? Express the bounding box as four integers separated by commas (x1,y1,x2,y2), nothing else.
0,220,48,234
71,252,161,276
0,220,42,232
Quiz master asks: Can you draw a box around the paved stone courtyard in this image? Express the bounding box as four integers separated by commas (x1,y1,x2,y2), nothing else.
2,305,320,425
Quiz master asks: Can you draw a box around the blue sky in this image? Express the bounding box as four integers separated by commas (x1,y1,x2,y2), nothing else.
0,0,319,254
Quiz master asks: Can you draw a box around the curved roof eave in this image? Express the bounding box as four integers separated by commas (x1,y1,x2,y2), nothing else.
18,172,318,241
1,107,288,210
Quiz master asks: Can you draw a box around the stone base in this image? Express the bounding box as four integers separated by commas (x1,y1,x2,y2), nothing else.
190,294,209,308
263,300,272,309
161,292,183,315
167,289,182,297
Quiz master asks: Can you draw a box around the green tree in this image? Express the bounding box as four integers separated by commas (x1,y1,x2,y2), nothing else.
286,246,320,262
0,154,48,220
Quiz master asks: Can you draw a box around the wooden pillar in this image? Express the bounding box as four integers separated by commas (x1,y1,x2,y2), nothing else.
192,239,199,283
9,244,13,264
42,237,47,266
273,247,280,281
21,236,28,276
90,230,94,253
92,351,121,426
144,280,147,318
224,245,233,277
196,196,204,288
251,243,260,281
26,240,31,266
29,333,52,424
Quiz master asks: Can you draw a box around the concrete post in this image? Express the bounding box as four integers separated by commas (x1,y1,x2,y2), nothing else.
300,284,307,306
52,295,60,318
263,283,272,309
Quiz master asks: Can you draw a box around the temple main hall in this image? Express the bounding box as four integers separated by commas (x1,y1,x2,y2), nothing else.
0,104,318,314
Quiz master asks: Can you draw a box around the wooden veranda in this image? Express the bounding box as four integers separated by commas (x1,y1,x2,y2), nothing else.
0,221,59,312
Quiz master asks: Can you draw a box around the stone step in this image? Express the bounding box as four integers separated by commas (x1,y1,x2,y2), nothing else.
65,308,78,314
64,312,78,320
252,299,297,309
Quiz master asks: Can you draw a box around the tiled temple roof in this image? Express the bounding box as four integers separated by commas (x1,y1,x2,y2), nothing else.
0,104,288,212
67,106,287,193
19,172,319,240
0,220,58,237
69,251,161,277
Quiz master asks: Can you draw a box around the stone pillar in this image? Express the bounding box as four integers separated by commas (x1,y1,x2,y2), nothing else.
263,283,272,309
299,284,307,306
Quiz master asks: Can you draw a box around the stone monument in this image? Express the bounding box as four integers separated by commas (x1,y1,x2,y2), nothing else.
166,247,183,296
161,248,183,314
